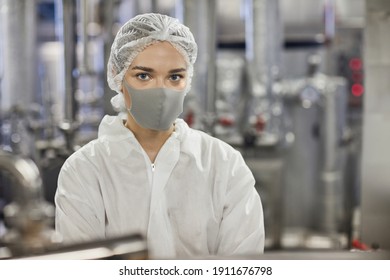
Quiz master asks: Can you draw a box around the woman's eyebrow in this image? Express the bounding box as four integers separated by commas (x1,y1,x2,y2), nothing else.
169,68,186,74
131,66,186,74
131,66,154,72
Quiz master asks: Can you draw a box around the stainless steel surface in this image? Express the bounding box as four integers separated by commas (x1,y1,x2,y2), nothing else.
245,154,285,249
0,151,43,203
0,150,59,256
193,249,390,260
281,0,359,37
12,234,148,260
246,250,390,260
361,0,390,250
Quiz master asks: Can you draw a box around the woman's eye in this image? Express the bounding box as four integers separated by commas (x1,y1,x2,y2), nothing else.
170,74,183,82
136,73,150,81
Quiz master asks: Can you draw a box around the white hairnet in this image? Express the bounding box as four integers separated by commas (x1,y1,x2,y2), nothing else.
107,13,198,112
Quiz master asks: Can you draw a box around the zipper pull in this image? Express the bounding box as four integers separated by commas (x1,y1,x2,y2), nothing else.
151,163,155,172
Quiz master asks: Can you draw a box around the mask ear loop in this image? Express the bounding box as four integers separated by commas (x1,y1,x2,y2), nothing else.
122,79,134,112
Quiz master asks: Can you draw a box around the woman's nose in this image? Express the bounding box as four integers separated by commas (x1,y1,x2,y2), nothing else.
156,77,168,88
155,78,167,88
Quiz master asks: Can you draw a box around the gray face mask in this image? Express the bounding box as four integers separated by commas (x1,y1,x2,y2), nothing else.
123,81,186,131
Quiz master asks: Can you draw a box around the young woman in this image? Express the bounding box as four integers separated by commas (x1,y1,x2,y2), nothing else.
55,13,264,258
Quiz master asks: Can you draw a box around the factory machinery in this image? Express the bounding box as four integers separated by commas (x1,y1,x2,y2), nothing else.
0,0,389,259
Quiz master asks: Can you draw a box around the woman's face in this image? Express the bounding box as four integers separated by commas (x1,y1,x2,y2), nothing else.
122,41,187,108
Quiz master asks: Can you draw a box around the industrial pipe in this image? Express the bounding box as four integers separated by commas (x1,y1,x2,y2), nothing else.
56,0,79,152
244,0,283,98
78,0,92,75
176,0,218,133
0,0,37,112
59,0,78,123
103,0,117,116
319,81,341,234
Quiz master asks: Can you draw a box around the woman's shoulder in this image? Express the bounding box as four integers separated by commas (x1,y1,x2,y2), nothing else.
178,120,240,159
61,139,101,170
64,115,135,165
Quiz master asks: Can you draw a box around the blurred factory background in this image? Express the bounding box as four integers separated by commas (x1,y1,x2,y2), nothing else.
0,0,389,259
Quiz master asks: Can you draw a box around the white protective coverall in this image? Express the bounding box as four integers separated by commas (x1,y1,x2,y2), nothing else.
55,115,265,258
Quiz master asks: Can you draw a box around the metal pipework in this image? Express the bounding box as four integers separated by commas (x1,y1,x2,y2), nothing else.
300,55,347,236
78,0,99,76
280,54,348,246
0,0,37,112
0,150,59,256
60,0,78,123
242,0,285,147
323,0,336,41
317,77,344,236
56,0,79,152
176,0,218,133
102,0,117,116
244,0,283,98
78,0,92,75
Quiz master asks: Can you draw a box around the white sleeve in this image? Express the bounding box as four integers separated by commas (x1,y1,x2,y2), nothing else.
216,150,265,256
55,155,106,244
